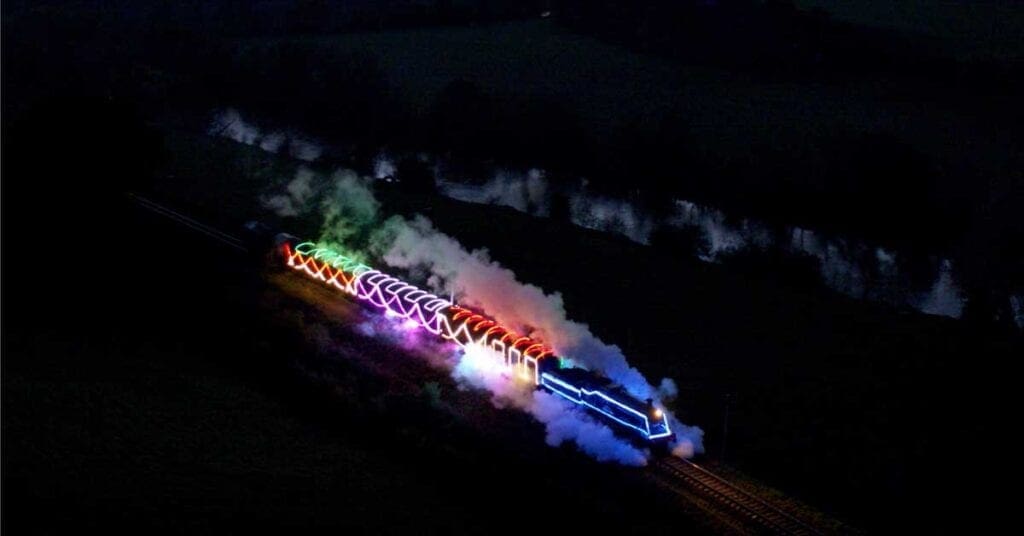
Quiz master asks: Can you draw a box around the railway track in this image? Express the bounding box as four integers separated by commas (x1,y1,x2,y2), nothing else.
653,457,823,535
129,193,247,251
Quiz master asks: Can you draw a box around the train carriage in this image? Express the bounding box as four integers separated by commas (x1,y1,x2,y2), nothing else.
279,235,673,443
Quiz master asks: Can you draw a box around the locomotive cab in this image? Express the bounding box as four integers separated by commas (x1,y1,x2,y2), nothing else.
645,399,674,442
540,367,674,442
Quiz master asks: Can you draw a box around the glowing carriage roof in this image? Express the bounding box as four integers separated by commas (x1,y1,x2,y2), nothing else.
284,241,556,362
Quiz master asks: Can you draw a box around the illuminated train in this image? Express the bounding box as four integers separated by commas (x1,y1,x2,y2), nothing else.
278,237,674,443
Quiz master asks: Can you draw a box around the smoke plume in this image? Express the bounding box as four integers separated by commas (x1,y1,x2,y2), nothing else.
919,259,965,318
1010,295,1024,330
318,170,380,257
209,108,323,162
263,165,704,463
453,343,649,465
262,167,316,217
432,170,971,320
231,109,978,322
569,192,656,245
368,214,660,401
438,168,550,217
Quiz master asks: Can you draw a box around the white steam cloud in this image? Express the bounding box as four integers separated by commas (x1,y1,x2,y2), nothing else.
672,200,759,259
369,214,661,401
264,165,704,464
1010,295,1024,330
436,170,654,244
262,167,316,217
434,172,968,320
438,168,550,217
920,259,965,318
209,108,323,162
373,152,398,180
230,108,978,323
569,192,656,245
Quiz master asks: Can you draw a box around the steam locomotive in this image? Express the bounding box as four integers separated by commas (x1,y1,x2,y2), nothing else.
268,232,674,443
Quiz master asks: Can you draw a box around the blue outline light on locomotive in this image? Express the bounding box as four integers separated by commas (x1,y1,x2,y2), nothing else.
541,372,673,440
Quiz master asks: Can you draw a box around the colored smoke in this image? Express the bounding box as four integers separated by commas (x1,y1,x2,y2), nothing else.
264,165,704,462
318,170,380,256
345,301,643,464
369,213,705,460
263,166,378,261
369,214,660,401
453,343,649,465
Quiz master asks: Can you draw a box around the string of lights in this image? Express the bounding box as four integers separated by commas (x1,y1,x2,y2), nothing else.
285,241,557,383
282,240,672,441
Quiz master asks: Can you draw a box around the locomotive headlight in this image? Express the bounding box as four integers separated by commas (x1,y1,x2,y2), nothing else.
653,408,663,418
